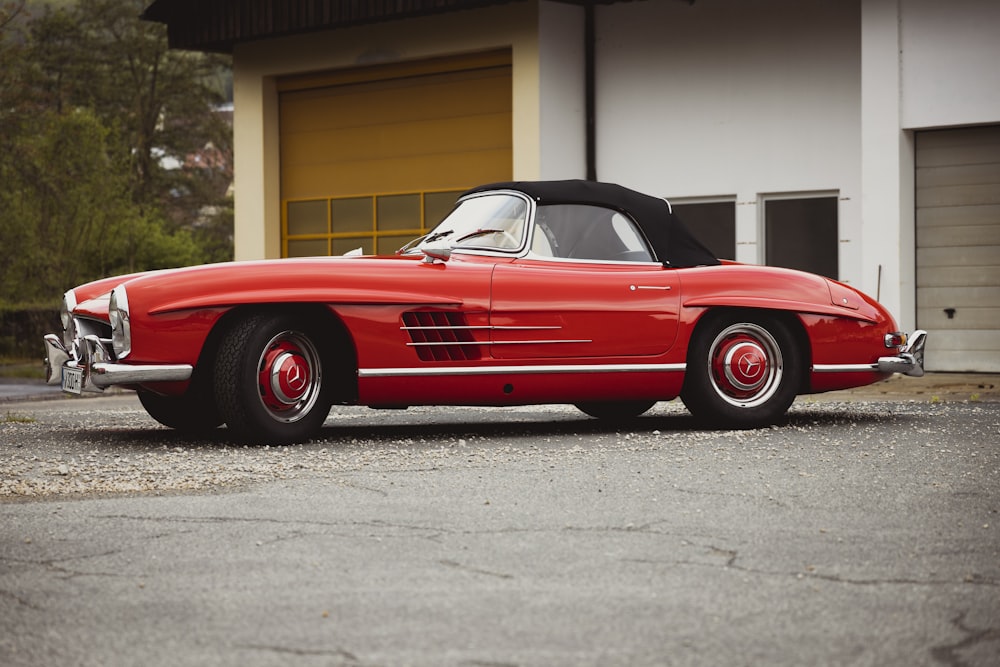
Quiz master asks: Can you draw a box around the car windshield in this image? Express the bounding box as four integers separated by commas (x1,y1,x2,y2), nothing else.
411,193,528,253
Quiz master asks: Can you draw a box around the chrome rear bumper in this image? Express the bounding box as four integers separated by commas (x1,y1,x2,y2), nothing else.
876,329,927,378
813,330,928,377
44,333,192,393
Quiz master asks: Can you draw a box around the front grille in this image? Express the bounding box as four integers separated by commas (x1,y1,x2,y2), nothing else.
72,317,118,362
401,311,482,362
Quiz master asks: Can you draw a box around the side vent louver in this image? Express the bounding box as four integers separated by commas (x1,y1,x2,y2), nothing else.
401,311,482,362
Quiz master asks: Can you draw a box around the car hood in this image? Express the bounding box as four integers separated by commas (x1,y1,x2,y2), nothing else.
70,254,464,319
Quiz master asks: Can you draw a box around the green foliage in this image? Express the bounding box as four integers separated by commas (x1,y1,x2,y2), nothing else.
0,0,232,308
1,412,37,424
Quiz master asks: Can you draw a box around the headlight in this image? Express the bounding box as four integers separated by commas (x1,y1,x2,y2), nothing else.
109,285,131,359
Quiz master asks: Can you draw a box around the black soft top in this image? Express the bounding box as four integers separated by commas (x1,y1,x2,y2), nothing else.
463,180,719,268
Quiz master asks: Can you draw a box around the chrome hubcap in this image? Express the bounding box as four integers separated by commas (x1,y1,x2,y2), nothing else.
708,323,783,408
257,332,321,423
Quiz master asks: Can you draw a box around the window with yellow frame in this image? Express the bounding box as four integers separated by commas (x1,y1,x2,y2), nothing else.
283,189,464,257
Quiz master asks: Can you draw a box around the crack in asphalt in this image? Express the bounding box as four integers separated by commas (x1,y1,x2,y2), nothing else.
2,548,133,582
94,513,450,535
439,558,514,580
237,643,362,663
930,611,1000,667
624,550,1000,588
0,588,42,611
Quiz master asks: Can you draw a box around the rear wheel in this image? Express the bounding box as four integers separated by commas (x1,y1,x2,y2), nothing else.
681,312,803,428
575,400,656,421
213,312,333,444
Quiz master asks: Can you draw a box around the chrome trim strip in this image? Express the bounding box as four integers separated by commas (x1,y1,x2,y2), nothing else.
400,325,561,331
520,254,663,266
359,363,686,378
402,325,488,331
812,363,879,373
407,339,591,347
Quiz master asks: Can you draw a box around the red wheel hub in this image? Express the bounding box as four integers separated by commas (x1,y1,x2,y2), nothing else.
259,340,312,410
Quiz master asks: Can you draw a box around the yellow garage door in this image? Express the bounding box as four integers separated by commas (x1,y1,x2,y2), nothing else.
279,52,512,257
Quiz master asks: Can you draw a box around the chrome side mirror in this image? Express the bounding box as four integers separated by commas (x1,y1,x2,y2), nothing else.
420,241,452,264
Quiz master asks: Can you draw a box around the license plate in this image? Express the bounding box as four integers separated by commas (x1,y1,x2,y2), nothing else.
62,367,84,394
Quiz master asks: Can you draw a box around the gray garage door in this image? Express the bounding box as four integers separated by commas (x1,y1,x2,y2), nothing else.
916,125,1000,372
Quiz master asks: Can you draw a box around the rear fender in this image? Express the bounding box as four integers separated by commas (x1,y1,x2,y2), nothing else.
686,306,813,394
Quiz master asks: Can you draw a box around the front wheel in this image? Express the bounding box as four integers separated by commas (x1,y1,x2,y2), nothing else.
213,312,333,444
681,313,803,428
138,389,223,435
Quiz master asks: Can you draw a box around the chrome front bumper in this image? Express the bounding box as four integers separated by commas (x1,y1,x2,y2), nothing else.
44,333,192,394
876,329,927,378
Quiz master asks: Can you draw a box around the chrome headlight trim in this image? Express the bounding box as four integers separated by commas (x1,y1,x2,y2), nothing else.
61,290,78,348
109,285,131,359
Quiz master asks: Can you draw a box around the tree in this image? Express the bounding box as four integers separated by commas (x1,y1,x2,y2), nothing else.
0,0,233,308
0,109,203,304
28,0,233,221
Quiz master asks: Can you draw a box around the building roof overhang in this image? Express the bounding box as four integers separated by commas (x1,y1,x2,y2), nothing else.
141,0,644,53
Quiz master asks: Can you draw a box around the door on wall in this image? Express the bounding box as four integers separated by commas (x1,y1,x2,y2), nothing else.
278,51,512,257
916,125,1000,372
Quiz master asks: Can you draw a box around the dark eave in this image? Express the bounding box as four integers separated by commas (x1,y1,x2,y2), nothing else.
140,0,522,53
141,0,638,53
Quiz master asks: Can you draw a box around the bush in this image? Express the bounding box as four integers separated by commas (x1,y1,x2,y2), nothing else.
0,305,60,360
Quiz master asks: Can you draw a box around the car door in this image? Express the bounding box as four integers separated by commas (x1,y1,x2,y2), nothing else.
490,260,679,359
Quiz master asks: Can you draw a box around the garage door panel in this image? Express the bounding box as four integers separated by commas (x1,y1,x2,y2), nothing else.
918,144,1000,168
282,69,512,132
947,329,997,353
917,285,1000,311
917,163,1000,189
917,127,1000,166
926,349,1000,373
918,203,1000,228
917,265,1000,289
917,245,1000,267
282,112,512,168
916,183,1000,208
918,223,1000,248
922,328,1000,373
916,125,1000,147
284,148,513,199
918,307,1000,330
923,329,1000,350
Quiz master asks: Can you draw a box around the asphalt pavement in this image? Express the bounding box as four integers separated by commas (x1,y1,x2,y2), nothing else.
2,382,1000,666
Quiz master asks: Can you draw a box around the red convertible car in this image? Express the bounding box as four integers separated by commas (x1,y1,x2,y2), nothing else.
44,180,926,444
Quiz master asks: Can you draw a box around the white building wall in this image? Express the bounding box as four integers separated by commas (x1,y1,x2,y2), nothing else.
593,0,862,284
900,0,1000,130
538,1,586,180
860,0,1000,331
860,0,915,330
